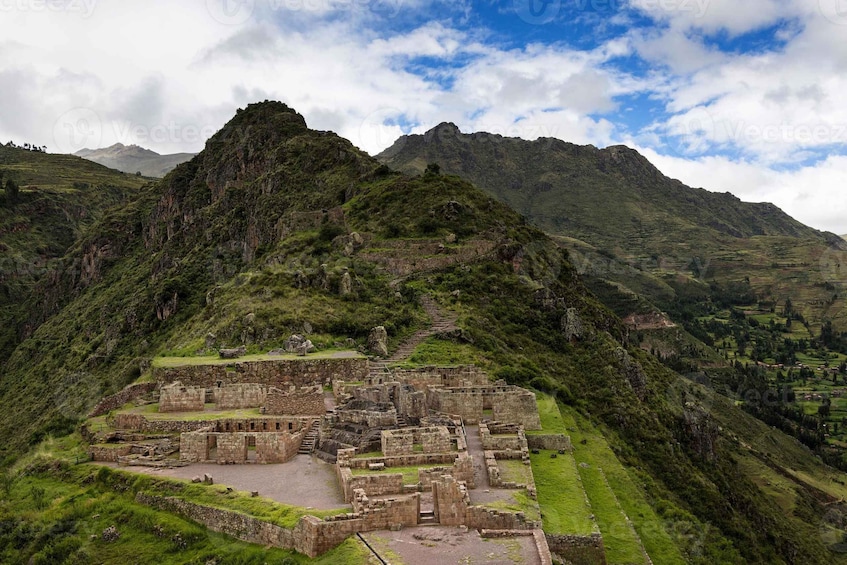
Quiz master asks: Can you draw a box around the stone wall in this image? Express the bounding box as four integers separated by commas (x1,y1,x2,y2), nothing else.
155,358,369,389
420,427,452,453
335,400,397,428
115,413,310,434
180,430,304,464
215,384,267,410
136,488,417,558
351,489,420,531
546,533,607,565
88,444,132,462
480,423,528,453
493,389,541,430
381,429,413,456
385,366,490,389
159,382,206,413
263,385,326,416
526,434,573,452
337,467,404,502
89,382,158,417
429,389,484,423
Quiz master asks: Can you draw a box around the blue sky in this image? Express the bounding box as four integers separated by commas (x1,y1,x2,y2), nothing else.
1,0,846,233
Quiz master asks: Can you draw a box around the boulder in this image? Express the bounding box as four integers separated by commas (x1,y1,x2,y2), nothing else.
285,335,306,353
204,332,217,350
297,340,316,356
219,346,246,359
368,326,389,358
340,271,353,296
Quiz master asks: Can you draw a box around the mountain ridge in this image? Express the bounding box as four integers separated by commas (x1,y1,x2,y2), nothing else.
377,122,847,330
74,142,195,178
4,102,847,563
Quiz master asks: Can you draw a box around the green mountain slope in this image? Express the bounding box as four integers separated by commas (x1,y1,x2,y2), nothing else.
0,148,148,359
377,124,847,332
3,103,847,563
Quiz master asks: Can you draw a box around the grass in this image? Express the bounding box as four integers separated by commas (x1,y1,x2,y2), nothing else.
400,336,487,367
481,490,542,524
497,459,534,485
152,350,364,368
560,404,687,565
120,404,263,422
529,449,596,535
0,464,366,564
351,464,448,485
578,464,646,564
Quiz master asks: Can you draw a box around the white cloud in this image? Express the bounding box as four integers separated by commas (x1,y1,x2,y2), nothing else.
0,0,845,233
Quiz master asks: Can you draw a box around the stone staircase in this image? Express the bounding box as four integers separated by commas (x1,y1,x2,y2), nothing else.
298,420,321,455
419,510,437,525
367,295,458,384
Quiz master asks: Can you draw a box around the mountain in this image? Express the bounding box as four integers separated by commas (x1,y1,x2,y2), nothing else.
377,123,847,332
4,102,847,563
75,143,195,178
0,147,148,360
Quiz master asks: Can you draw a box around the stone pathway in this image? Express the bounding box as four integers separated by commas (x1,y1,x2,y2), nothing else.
463,424,519,506
368,295,459,383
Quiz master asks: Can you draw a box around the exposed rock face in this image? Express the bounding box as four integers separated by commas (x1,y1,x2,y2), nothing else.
340,271,352,296
368,326,389,357
561,308,583,341
614,347,647,401
681,403,718,462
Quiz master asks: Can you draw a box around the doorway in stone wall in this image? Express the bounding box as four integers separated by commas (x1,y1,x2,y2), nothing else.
206,435,217,461
246,435,257,461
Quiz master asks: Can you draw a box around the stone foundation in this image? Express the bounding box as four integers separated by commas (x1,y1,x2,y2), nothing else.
428,386,540,429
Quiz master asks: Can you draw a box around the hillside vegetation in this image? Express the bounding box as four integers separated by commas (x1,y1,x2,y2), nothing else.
2,102,847,563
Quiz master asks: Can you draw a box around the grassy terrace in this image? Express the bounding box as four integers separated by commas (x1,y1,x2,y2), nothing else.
532,392,685,564
530,449,597,535
3,436,366,564
351,464,448,485
559,404,686,565
152,350,364,368
497,459,534,485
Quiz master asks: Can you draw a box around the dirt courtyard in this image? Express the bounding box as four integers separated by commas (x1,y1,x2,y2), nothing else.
112,454,347,510
362,526,543,565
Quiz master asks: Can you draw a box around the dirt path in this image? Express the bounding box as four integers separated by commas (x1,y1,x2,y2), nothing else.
112,455,347,510
463,425,518,506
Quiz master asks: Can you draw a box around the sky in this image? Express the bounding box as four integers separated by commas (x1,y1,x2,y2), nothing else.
0,0,846,234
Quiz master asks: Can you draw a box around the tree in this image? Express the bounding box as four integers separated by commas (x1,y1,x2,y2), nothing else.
4,178,18,206
424,162,441,176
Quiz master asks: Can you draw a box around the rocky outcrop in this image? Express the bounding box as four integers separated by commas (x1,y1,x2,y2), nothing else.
561,308,584,341
368,326,389,358
681,403,718,462
614,347,647,401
